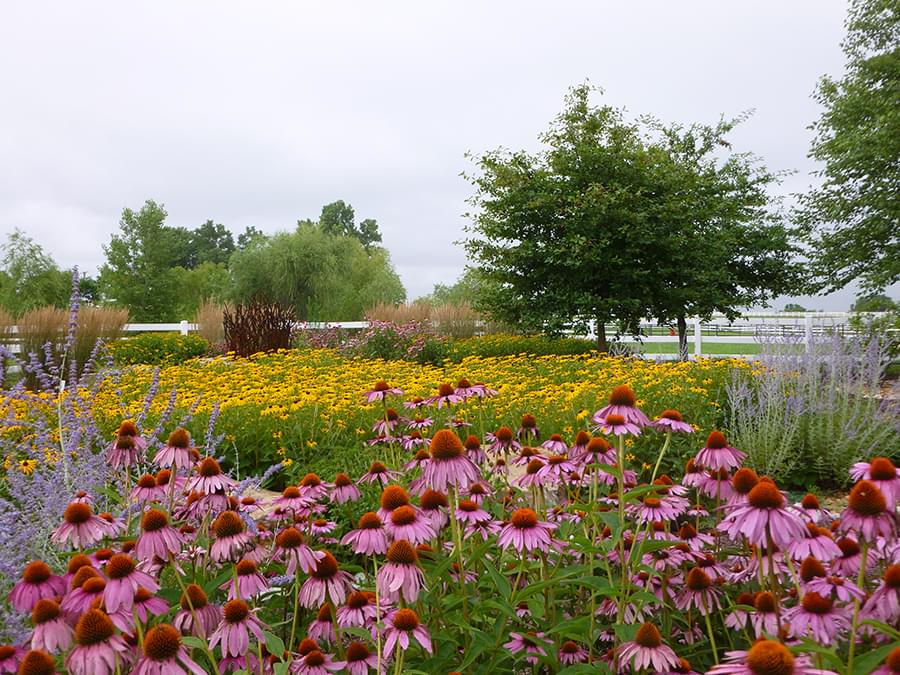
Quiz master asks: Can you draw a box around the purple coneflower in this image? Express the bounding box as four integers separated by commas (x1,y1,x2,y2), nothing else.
618,622,680,672
103,553,159,613
419,489,449,531
337,591,380,629
358,461,400,486
422,429,481,492
464,480,492,504
596,413,641,437
403,396,426,409
222,559,269,599
0,646,23,673
504,631,551,665
427,383,462,408
372,408,403,435
872,648,900,675
329,473,361,503
516,413,540,440
30,598,73,653
378,540,425,603
537,453,576,485
384,608,432,655
311,518,338,537
795,492,832,525
276,486,315,513
463,434,487,464
130,474,164,503
15,650,56,675
592,384,651,428
341,512,389,555
365,380,403,402
154,427,195,470
838,479,897,542
750,591,780,638
299,552,354,609
60,573,105,616
784,591,851,645
630,496,685,524
173,583,221,638
106,433,142,470
377,485,412,521
51,502,107,549
707,639,837,675
498,508,556,554
652,408,694,434
133,586,169,622
447,417,472,429
308,604,337,644
541,433,568,454
455,498,491,525
831,536,875,577
132,623,205,674
677,522,714,551
862,563,900,623
788,522,841,562
291,647,345,674
405,414,432,431
558,640,589,665
211,511,254,563
401,433,428,454
694,431,745,471
453,377,479,398
727,467,759,508
719,480,807,548
806,574,864,603
188,457,236,495
274,527,325,575
725,591,757,631
486,425,520,455
344,642,379,675
514,458,549,489
9,561,65,613
135,508,184,561
676,568,721,615
209,599,267,658
850,456,900,508
65,609,130,675
385,505,435,544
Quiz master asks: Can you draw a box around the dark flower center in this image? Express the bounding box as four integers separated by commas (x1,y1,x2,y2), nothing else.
392,608,419,631
801,591,832,614
75,609,115,646
105,554,135,580
745,640,794,675
886,646,900,671
732,468,759,495
883,564,900,589
391,506,417,526
144,624,181,661
311,552,338,579
22,561,52,584
754,591,777,613
198,457,221,477
634,622,662,648
18,650,56,675
346,642,371,662
801,493,820,509
420,489,448,510
347,591,371,609
848,480,886,516
369,462,388,474
301,473,322,488
223,599,250,623
180,583,208,610
526,459,544,475
141,509,169,532
213,512,245,538
520,413,537,428
511,508,538,529
381,486,410,511
81,577,106,594
747,483,784,509
837,537,861,557
155,470,172,486
458,499,478,512
276,528,304,548
705,431,728,449
373,381,389,391
140,473,159,489
438,383,455,397
604,414,625,426
236,559,258,576
282,486,301,499
869,457,897,481
464,435,480,450
67,554,92,575
167,428,190,449
334,473,352,487
298,638,318,655
387,540,418,565
316,604,333,622
118,420,138,436
685,567,711,591
660,409,683,422
304,650,326,667
495,426,513,442
561,640,579,653
63,502,93,525
71,566,99,589
430,430,465,460
609,385,637,407
358,512,383,530
31,599,60,624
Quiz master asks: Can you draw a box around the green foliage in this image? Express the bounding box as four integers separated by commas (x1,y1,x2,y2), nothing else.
316,200,383,250
464,85,803,353
188,221,235,266
783,302,808,312
851,292,899,312
108,332,210,366
229,223,405,320
800,0,900,292
171,262,232,319
0,230,71,316
446,334,597,360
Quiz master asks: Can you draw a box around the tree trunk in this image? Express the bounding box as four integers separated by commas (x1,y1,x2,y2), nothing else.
677,315,688,362
596,318,608,352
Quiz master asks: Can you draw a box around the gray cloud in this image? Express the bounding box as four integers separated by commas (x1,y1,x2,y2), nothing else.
3,0,886,311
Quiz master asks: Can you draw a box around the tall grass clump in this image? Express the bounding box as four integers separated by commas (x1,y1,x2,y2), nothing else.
195,299,227,345
71,306,128,374
431,301,480,338
727,334,899,487
365,300,433,325
16,306,67,389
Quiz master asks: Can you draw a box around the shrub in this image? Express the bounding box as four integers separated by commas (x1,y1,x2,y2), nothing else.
297,320,449,365
446,333,597,360
108,332,210,366
727,334,900,488
224,299,295,357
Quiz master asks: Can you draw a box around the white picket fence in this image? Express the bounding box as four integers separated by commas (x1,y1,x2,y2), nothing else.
4,313,893,359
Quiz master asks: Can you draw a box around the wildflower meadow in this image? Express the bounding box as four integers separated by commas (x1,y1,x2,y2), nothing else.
0,317,898,674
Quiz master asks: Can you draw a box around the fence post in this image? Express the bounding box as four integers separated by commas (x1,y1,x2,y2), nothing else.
180,320,189,336
804,315,813,352
693,318,702,358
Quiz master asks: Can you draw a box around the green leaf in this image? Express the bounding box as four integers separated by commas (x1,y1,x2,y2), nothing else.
181,636,208,651
852,641,895,675
482,557,512,597
263,631,285,658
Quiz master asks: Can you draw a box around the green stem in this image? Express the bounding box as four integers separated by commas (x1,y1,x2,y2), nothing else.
650,431,671,483
288,565,302,652
846,539,869,673
703,611,719,664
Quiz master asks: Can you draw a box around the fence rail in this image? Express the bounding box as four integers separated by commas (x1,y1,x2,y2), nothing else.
3,313,894,360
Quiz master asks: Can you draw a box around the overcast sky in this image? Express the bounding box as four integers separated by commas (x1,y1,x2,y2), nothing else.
1,1,887,312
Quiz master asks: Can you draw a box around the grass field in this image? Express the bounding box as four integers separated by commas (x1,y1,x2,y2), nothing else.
625,341,763,355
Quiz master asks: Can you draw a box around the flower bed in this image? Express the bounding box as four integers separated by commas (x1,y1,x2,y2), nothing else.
1,377,898,672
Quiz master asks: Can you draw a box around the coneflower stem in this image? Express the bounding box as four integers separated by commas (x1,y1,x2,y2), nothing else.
373,556,383,674
288,565,301,652
169,553,219,673
650,431,671,483
846,539,869,673
703,611,719,664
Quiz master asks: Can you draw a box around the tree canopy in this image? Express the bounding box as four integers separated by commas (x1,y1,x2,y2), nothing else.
464,85,804,354
0,230,72,316
799,0,900,292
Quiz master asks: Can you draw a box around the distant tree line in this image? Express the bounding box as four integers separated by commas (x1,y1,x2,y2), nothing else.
0,199,405,322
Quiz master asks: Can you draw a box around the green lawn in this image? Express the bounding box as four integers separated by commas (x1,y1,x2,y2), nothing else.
624,341,763,355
